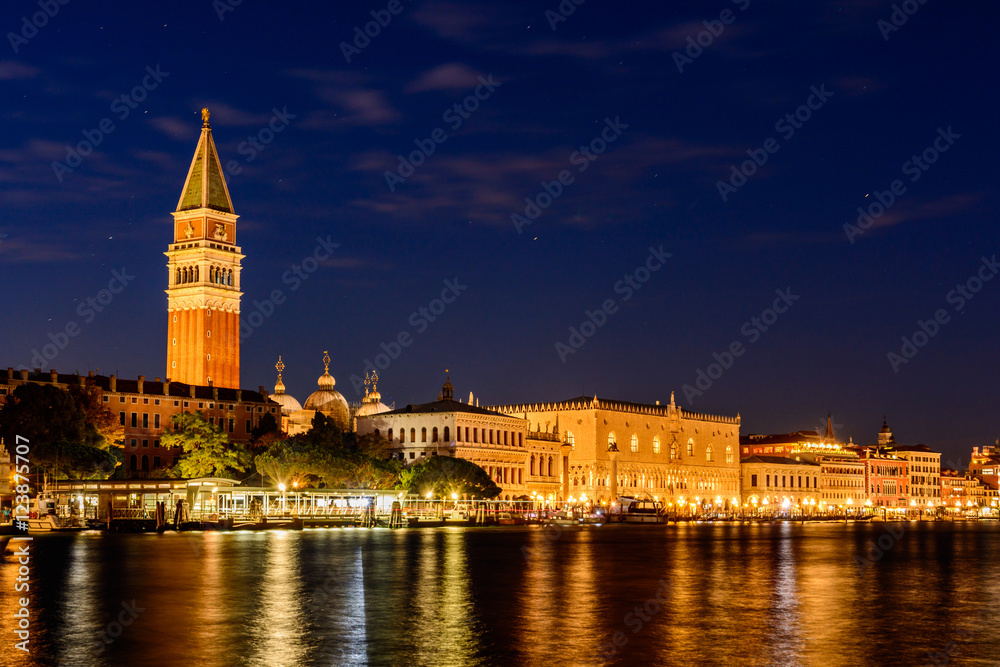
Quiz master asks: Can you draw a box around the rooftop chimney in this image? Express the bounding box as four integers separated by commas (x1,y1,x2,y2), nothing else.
189,385,196,399
19,369,28,381
237,390,243,403
138,375,145,394
50,369,58,383
88,370,94,378
109,375,117,392
154,377,161,383
77,374,84,386
212,386,219,401
7,367,13,381
163,378,170,395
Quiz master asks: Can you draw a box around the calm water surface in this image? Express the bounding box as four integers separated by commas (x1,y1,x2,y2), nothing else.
2,522,999,666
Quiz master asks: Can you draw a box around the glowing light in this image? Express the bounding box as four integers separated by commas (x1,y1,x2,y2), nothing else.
451,492,458,500
278,483,286,492
425,492,433,499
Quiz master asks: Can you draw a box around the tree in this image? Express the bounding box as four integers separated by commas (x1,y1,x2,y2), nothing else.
164,412,249,479
31,440,118,479
397,456,501,499
305,412,344,448
68,382,124,450
250,412,279,443
0,383,87,456
253,438,334,487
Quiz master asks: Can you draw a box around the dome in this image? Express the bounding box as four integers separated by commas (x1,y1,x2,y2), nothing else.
272,392,302,415
302,351,350,430
271,355,302,415
355,397,390,418
355,370,390,418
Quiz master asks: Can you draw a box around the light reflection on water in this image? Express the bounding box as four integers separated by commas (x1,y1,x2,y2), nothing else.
2,523,1000,666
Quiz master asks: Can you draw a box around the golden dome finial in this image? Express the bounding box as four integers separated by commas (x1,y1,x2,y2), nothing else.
371,370,379,391
201,107,210,126
322,351,330,373
274,355,286,394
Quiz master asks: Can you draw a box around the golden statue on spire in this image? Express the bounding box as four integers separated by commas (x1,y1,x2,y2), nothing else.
201,107,210,125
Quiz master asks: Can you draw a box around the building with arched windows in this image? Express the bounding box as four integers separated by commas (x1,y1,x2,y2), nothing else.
488,392,741,510
355,378,561,500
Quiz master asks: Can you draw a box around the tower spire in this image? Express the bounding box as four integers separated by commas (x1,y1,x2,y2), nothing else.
177,107,235,215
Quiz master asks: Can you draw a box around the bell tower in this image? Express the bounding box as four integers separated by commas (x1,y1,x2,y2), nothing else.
165,108,243,389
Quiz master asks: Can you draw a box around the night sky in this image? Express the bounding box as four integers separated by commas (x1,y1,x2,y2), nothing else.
1,0,996,463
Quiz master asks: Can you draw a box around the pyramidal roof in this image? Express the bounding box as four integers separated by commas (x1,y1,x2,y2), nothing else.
176,109,235,214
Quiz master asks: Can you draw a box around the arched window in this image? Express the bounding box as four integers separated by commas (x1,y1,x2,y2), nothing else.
175,268,181,284
518,469,522,484
410,428,416,443
630,434,638,453
670,441,677,460
443,426,450,443
687,439,694,457
548,456,554,477
706,445,713,462
422,427,427,442
374,429,380,439
388,428,393,442
209,266,215,283
227,269,233,286
653,436,661,454
567,431,575,446
726,445,733,464
608,432,616,447
400,429,406,443
530,455,536,476
194,266,199,282
432,427,438,443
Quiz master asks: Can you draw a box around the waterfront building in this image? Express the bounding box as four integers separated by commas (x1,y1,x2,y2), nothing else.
740,428,865,510
940,469,985,508
970,443,1000,488
488,392,741,511
356,378,562,500
166,109,243,389
850,445,909,509
0,367,278,475
740,456,821,513
892,444,941,509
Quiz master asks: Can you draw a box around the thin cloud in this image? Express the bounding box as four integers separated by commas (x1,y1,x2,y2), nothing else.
405,63,483,93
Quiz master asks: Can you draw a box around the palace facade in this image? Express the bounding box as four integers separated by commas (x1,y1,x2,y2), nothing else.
488,393,741,509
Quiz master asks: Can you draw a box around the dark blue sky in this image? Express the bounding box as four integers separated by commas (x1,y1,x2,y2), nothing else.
1,0,996,463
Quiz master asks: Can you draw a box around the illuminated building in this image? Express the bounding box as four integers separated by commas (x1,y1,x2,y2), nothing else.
0,367,278,475
166,109,243,389
488,392,741,508
892,444,940,508
740,456,820,512
970,443,1000,488
356,378,562,500
741,428,865,508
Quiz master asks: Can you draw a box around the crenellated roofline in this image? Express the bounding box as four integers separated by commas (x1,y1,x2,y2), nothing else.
487,395,740,425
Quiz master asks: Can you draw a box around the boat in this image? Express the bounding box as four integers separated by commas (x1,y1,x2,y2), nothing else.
25,492,84,533
611,496,668,524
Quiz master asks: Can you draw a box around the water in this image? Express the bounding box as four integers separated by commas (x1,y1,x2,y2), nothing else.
2,522,999,666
